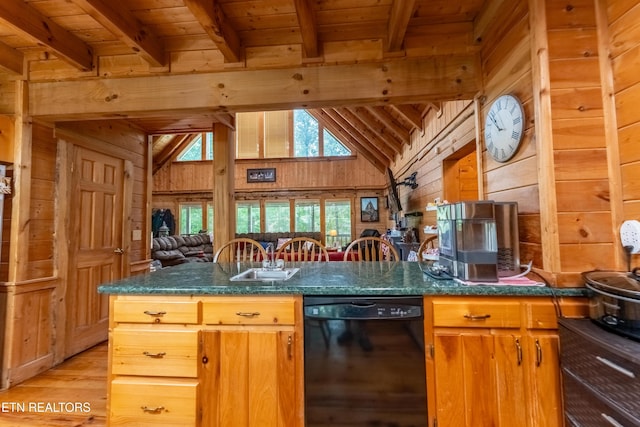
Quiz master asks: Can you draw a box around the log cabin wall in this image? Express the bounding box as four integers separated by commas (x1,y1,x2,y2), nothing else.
392,0,632,286
607,1,640,268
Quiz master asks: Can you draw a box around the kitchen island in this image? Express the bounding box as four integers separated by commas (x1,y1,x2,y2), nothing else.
98,261,587,427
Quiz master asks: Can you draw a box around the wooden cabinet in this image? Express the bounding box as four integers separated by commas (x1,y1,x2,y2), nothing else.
107,295,304,427
200,296,303,427
425,296,563,427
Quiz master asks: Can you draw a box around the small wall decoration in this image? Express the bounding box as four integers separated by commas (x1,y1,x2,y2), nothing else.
247,168,276,183
361,197,379,222
0,176,11,194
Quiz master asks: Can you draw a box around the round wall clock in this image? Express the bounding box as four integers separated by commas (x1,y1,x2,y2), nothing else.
484,94,525,162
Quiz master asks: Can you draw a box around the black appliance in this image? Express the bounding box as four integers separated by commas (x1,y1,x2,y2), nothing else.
303,296,427,426
583,269,640,341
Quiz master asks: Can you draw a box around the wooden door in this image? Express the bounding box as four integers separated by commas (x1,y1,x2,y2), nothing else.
66,147,124,357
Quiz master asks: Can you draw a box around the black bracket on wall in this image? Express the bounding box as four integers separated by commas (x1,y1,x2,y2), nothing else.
397,172,418,190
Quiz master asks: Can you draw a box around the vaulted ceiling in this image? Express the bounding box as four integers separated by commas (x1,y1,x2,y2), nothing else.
0,0,491,171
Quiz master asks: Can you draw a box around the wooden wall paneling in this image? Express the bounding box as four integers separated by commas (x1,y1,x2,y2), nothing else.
604,0,640,264
0,115,14,162
7,280,57,387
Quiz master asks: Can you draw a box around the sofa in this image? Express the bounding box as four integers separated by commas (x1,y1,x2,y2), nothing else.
235,232,323,250
152,233,214,267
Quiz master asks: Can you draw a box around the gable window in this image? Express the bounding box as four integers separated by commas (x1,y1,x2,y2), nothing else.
178,132,214,161
265,201,290,232
294,110,319,157
293,109,351,157
236,201,261,233
324,129,351,156
295,200,320,232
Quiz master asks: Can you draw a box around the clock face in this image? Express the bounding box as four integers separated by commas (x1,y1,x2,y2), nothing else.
484,94,524,162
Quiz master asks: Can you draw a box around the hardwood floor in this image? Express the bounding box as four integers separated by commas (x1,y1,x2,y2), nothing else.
0,342,107,427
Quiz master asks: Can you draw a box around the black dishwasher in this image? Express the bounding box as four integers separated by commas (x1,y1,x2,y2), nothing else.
303,296,427,427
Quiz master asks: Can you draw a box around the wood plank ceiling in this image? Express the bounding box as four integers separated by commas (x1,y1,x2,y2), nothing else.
0,0,489,171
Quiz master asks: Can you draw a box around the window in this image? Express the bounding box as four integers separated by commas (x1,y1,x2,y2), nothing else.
179,203,203,234
236,202,261,233
177,132,214,161
295,200,320,232
325,200,351,247
294,110,319,157
207,203,214,233
324,129,351,156
265,201,290,232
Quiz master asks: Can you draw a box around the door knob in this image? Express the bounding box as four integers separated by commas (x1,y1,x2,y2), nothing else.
114,248,125,254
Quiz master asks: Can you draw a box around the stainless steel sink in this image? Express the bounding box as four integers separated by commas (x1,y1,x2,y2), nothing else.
230,267,300,282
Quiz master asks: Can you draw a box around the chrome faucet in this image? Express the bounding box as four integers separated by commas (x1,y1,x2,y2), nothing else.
263,242,282,270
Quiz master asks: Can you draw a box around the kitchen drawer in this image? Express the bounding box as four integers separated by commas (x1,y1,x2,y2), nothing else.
559,323,640,419
113,299,199,324
111,329,199,377
202,296,296,325
110,376,199,426
563,368,639,427
431,299,521,328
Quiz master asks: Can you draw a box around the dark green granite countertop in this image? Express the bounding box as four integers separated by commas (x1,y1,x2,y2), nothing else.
97,261,586,297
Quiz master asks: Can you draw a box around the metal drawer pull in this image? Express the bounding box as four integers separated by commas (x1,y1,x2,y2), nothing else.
601,413,624,427
141,406,165,414
143,310,167,317
463,314,491,320
143,351,166,359
595,356,636,379
535,339,542,367
515,338,522,366
287,335,293,360
236,311,260,317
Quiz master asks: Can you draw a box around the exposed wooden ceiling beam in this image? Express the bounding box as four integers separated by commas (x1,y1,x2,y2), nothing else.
334,108,396,162
153,134,194,174
29,57,479,120
212,112,235,130
0,41,23,75
387,0,417,52
347,106,403,154
390,104,423,130
71,0,166,67
184,0,242,63
0,0,93,71
293,0,319,58
365,106,411,142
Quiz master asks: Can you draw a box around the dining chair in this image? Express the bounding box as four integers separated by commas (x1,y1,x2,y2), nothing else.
417,235,438,261
213,238,269,262
276,237,330,262
343,236,399,261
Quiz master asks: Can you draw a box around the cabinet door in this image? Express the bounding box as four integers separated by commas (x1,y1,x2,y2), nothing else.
201,329,301,427
434,331,495,426
493,331,527,425
524,332,562,427
434,330,526,427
